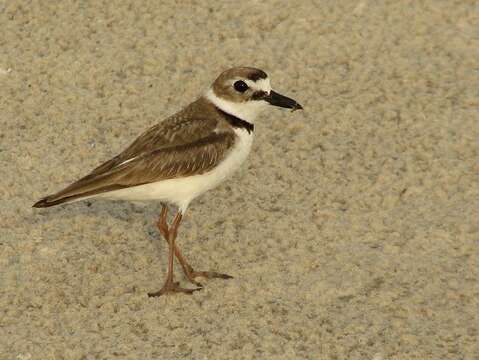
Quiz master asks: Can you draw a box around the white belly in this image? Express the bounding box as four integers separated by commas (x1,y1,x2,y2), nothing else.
98,128,253,212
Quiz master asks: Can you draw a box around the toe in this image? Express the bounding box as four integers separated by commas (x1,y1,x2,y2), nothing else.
148,282,202,297
215,272,233,279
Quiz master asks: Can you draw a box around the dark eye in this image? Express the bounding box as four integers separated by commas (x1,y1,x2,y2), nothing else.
233,80,249,93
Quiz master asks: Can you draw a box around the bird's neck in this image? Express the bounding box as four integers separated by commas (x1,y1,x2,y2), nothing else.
214,106,254,134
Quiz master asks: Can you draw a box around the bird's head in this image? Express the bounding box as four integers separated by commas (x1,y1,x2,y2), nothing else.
205,67,303,122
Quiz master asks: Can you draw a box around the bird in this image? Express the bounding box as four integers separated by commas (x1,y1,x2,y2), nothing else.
33,67,303,297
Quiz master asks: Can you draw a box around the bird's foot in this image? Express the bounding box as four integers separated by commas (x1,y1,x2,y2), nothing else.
147,281,201,297
184,269,233,287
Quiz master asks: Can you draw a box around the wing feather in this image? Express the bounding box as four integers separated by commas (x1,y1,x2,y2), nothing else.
33,99,235,208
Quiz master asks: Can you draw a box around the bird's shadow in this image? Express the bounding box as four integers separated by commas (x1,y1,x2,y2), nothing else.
28,199,173,255
31,199,162,224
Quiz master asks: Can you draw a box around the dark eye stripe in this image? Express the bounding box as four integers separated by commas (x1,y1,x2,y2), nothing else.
251,90,267,100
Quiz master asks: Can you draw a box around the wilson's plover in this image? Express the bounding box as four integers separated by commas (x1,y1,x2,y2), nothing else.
33,67,303,296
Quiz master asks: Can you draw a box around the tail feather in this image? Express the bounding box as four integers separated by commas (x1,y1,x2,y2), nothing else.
32,194,81,208
33,182,126,208
33,153,141,209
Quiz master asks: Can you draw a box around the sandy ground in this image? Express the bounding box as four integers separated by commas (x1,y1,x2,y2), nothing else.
1,0,478,359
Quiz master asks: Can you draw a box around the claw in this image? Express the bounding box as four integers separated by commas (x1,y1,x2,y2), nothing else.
214,272,234,279
148,281,202,297
193,280,204,288
184,270,234,285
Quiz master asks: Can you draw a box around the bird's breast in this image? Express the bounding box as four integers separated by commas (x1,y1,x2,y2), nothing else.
215,127,254,180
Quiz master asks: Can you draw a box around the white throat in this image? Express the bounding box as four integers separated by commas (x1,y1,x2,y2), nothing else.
205,88,268,123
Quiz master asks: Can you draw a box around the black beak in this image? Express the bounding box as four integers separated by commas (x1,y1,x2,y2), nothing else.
264,90,303,111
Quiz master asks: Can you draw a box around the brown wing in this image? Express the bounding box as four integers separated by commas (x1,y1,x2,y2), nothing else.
33,131,235,207
88,98,219,176
33,99,234,207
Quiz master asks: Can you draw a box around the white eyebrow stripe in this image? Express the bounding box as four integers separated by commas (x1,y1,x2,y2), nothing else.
245,78,271,93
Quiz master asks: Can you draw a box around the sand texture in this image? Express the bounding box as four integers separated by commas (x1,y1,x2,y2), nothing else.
1,0,478,359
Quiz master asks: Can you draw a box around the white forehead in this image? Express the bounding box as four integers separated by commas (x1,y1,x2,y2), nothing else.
245,78,272,93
